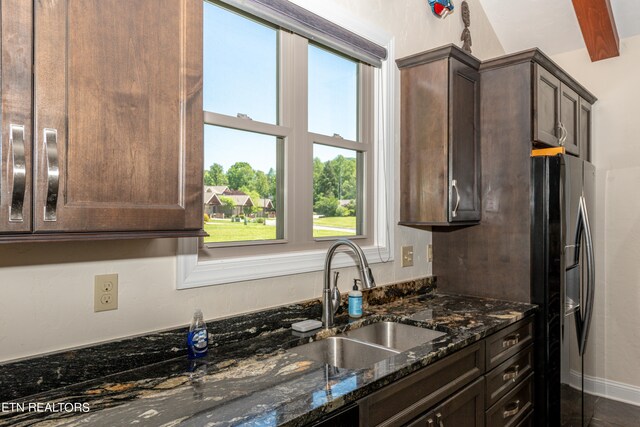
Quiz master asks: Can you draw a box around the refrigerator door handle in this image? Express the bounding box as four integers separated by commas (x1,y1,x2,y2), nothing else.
578,196,595,356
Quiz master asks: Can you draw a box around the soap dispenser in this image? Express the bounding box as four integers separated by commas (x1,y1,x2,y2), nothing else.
348,279,363,318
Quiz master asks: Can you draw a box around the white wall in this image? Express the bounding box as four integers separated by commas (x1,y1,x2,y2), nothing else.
552,35,640,402
0,0,504,363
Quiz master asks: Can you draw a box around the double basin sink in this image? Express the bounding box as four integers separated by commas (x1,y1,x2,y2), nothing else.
288,321,445,369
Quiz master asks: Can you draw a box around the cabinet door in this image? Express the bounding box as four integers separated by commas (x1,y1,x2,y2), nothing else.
431,377,485,427
1,0,32,233
448,58,480,222
560,83,580,156
33,0,203,233
533,64,561,147
579,98,592,161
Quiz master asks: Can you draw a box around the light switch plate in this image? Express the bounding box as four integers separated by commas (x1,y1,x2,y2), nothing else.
401,246,414,267
94,274,118,312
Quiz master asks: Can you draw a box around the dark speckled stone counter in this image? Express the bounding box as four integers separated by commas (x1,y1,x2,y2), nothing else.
0,278,536,426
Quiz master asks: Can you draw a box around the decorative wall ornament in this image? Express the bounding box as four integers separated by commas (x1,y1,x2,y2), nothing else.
427,0,454,18
461,1,472,53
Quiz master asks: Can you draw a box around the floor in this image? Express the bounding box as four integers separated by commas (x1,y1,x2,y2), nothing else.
589,396,640,427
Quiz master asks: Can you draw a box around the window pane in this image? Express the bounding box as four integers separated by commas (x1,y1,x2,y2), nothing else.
203,2,277,124
313,144,360,238
308,45,358,141
204,125,280,243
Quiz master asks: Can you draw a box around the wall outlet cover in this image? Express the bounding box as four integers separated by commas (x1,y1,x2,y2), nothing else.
401,246,414,267
94,274,118,312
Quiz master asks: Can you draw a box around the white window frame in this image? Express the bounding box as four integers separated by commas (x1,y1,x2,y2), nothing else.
177,3,395,289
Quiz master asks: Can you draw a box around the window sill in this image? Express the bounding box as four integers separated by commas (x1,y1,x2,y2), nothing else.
176,237,392,289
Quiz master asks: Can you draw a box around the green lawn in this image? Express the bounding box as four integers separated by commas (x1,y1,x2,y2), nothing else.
313,216,356,229
203,216,356,242
313,229,354,237
204,222,276,243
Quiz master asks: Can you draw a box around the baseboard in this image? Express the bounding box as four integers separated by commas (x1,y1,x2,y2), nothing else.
570,369,640,407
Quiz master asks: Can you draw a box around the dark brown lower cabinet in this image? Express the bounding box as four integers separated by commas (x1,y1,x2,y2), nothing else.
354,317,534,427
359,342,484,426
406,378,485,427
485,374,533,427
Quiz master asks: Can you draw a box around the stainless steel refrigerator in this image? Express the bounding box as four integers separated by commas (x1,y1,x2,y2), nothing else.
531,154,596,426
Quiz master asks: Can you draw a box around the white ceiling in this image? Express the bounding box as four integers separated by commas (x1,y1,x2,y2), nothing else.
478,0,640,55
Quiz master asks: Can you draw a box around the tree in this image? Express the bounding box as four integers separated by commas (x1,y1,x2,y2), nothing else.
204,163,227,186
267,168,277,201
317,160,337,198
344,199,356,216
332,155,357,199
314,195,340,217
227,162,255,190
218,196,236,217
313,158,324,203
244,190,261,216
252,170,270,198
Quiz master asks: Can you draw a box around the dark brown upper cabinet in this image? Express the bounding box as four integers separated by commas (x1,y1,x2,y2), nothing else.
1,0,204,242
1,0,33,234
397,45,481,228
533,63,586,157
579,98,593,162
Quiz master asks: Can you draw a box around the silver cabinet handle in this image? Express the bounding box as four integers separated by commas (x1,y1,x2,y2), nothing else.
557,122,567,145
451,179,460,218
502,333,520,348
556,122,562,142
503,399,520,418
44,128,59,221
426,419,434,427
560,122,568,145
435,413,444,427
9,124,27,222
502,364,520,382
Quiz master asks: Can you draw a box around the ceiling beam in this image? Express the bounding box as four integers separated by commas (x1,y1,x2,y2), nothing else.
571,0,620,61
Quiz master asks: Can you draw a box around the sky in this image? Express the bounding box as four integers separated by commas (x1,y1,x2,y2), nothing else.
202,1,358,174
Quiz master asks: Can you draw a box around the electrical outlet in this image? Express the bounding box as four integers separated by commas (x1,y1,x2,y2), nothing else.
94,274,118,312
401,246,414,267
427,244,433,262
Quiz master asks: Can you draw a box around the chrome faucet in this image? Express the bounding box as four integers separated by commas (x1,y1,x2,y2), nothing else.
322,239,376,329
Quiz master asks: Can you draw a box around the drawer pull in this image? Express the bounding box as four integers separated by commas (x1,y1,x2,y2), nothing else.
503,400,520,418
502,333,520,348
435,413,444,427
426,419,434,427
502,364,520,382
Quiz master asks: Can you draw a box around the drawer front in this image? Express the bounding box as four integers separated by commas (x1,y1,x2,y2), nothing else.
486,318,533,371
485,345,533,408
514,412,533,427
405,378,485,427
361,341,485,427
486,373,533,427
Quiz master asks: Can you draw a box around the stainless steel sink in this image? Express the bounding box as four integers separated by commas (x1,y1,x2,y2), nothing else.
345,321,446,351
287,337,400,369
288,321,446,369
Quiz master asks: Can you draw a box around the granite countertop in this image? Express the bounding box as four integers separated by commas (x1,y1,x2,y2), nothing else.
0,279,536,426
